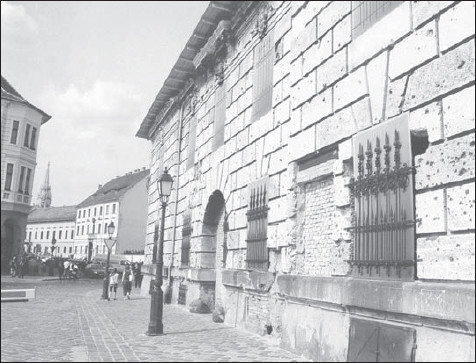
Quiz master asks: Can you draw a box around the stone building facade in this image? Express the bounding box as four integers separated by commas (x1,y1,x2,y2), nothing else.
1,76,51,272
137,2,475,361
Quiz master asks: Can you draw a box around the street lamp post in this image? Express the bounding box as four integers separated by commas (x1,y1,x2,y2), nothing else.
101,222,116,300
148,167,174,336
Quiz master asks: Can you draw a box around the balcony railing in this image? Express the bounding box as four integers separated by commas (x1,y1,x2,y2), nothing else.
2,191,30,205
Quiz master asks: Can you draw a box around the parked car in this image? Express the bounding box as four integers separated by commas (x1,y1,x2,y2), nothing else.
84,261,106,278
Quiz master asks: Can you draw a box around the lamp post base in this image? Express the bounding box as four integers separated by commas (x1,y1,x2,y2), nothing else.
101,276,109,300
148,288,164,335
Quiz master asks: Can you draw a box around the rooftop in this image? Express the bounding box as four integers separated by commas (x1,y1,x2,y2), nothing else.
28,206,77,223
1,76,52,124
77,168,150,208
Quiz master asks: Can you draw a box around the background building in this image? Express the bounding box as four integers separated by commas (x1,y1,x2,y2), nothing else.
136,1,475,362
1,76,51,271
74,168,149,261
26,206,76,257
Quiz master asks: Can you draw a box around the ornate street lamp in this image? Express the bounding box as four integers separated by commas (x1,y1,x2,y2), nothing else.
148,167,173,335
101,221,116,300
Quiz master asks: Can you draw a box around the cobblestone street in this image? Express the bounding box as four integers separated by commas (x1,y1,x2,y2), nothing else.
1,277,309,362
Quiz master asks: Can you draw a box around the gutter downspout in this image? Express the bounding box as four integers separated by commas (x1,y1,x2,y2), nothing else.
168,99,186,285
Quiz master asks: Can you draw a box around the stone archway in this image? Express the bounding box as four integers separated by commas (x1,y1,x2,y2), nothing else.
201,190,226,309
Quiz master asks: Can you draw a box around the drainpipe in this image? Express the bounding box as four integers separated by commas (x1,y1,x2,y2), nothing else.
168,99,186,285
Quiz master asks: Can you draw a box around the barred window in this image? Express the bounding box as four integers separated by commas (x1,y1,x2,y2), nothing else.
352,1,404,38
348,114,415,280
181,212,192,265
252,28,275,121
246,177,269,271
213,83,226,151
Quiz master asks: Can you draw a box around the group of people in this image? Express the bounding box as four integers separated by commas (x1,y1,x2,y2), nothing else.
108,262,142,301
58,258,79,280
9,256,26,278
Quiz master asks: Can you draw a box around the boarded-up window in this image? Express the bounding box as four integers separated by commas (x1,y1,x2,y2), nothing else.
186,117,197,170
352,1,404,38
252,28,275,121
348,114,414,280
213,83,226,151
181,212,192,265
348,318,415,362
246,177,269,271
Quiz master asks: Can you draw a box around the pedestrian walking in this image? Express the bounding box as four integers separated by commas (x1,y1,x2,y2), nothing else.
134,262,143,288
122,265,133,299
57,259,64,280
17,256,25,279
10,257,17,278
71,262,78,280
64,259,71,280
109,268,119,301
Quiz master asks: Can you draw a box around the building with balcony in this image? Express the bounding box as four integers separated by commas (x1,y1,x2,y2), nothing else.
1,76,51,271
73,168,149,261
26,206,76,257
136,1,474,361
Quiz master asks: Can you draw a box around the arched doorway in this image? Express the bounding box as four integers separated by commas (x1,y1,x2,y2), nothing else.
201,190,226,308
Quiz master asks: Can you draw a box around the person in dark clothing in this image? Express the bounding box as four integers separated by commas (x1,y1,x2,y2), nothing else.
133,263,143,288
58,259,65,280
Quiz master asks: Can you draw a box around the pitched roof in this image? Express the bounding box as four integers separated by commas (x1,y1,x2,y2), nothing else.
1,75,52,124
77,169,150,208
28,206,77,223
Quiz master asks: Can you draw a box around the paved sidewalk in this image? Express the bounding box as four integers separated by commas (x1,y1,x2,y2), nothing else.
1,278,310,362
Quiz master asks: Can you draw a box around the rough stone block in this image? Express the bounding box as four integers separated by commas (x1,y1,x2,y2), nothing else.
291,70,316,109
417,234,475,280
412,1,455,30
389,21,438,80
302,31,333,75
349,2,411,69
350,97,372,131
333,66,368,111
297,19,318,56
315,104,359,150
334,176,351,207
409,101,443,143
301,87,333,129
290,57,303,86
415,133,475,190
316,47,347,93
288,126,316,162
317,1,351,37
274,97,291,126
333,15,351,53
447,182,475,232
289,107,301,136
415,189,446,234
249,112,273,143
268,147,287,175
439,1,475,53
366,50,388,124
274,53,291,83
403,40,475,110
338,139,352,161
386,75,408,119
442,85,475,138
268,197,287,223
263,127,281,156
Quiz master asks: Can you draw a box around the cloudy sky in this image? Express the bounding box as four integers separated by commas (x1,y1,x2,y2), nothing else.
1,1,209,206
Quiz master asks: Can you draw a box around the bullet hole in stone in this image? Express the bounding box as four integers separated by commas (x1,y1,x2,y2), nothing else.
459,168,467,175
449,256,454,262
457,60,465,69
425,108,430,114
465,189,470,195
470,141,475,147
427,29,434,36
411,129,429,156
265,324,273,335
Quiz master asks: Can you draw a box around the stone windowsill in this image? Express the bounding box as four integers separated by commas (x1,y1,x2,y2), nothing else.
222,269,276,293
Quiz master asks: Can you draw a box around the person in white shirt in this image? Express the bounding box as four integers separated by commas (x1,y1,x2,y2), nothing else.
63,259,71,279
121,265,133,300
109,268,119,301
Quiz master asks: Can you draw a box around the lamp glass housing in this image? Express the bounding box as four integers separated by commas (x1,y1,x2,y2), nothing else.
157,167,174,204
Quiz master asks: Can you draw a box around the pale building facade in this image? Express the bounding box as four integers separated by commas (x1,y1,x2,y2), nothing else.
137,1,475,361
74,168,149,261
1,76,51,271
26,206,76,257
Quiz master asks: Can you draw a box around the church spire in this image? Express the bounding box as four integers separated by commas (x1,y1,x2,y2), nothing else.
39,162,52,208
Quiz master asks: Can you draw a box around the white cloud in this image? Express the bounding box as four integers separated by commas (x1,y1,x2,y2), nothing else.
1,1,39,49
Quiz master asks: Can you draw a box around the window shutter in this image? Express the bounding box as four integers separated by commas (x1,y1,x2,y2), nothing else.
352,1,404,38
181,212,192,265
348,113,414,280
252,28,275,121
187,117,197,170
213,83,226,151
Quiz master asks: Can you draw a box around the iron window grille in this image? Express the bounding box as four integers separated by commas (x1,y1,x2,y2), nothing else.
246,177,269,271
181,212,192,265
347,114,415,280
352,1,404,38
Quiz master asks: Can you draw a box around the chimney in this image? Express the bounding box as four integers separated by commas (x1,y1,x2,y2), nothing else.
98,184,102,190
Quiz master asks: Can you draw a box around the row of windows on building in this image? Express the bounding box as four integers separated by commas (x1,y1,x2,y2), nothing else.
3,163,33,195
33,244,109,255
10,120,38,150
76,221,114,236
77,204,116,219
28,228,75,242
